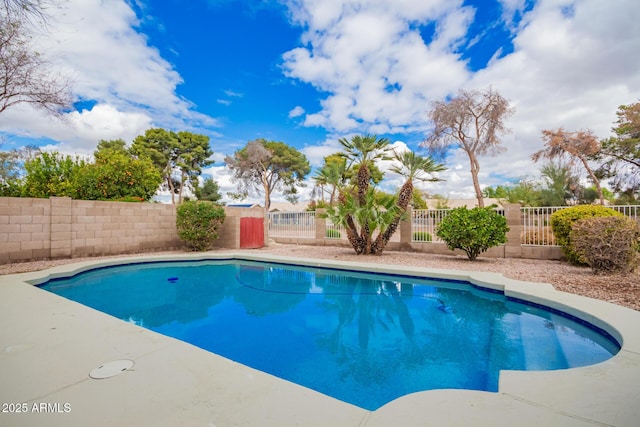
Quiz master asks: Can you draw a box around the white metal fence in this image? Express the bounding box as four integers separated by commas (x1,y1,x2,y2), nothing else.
268,211,316,238
326,219,347,240
521,207,559,246
411,209,449,243
521,205,640,246
269,206,640,247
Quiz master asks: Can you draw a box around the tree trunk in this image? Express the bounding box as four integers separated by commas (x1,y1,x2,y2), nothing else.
372,182,412,255
261,169,271,212
345,217,364,254
264,190,271,213
167,176,176,204
178,170,186,204
581,157,605,204
338,191,365,254
357,164,371,252
468,152,484,208
357,164,369,205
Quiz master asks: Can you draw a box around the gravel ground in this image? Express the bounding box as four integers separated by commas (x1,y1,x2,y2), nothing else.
1,244,638,311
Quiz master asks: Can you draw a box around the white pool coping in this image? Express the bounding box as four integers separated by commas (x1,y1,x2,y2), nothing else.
1,251,639,427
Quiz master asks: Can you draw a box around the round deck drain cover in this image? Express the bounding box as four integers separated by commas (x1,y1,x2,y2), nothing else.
89,359,134,379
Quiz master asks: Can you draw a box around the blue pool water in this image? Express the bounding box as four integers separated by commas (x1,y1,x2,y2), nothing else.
39,260,620,410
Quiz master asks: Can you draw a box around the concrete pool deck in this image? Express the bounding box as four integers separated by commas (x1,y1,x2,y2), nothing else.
1,252,639,427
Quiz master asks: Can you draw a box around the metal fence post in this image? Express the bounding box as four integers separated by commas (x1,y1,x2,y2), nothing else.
315,209,326,244
504,203,522,258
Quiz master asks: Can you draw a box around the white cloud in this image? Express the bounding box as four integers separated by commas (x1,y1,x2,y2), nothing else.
497,0,530,32
0,104,152,155
0,0,220,154
61,104,152,153
300,137,342,167
288,106,305,118
224,90,244,98
282,0,640,199
282,0,471,135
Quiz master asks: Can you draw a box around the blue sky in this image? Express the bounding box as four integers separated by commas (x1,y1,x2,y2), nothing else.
1,0,639,204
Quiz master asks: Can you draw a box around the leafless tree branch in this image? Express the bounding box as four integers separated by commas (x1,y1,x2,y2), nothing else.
0,1,72,117
422,87,514,207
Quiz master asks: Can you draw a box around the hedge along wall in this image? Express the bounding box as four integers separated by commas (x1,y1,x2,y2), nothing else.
0,197,184,264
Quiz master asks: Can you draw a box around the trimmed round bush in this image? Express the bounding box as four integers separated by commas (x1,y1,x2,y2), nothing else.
550,205,622,265
570,216,640,274
176,201,226,251
412,231,432,242
436,207,509,260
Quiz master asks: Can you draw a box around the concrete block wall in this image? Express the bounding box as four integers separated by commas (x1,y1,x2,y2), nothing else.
0,197,52,263
69,199,182,257
1,197,183,264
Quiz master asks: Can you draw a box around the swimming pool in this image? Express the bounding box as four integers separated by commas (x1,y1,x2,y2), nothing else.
38,259,619,410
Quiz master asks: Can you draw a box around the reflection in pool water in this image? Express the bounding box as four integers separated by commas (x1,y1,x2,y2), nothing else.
40,260,619,410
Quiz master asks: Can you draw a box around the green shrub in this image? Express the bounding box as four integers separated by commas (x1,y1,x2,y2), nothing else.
550,205,622,264
412,231,432,242
176,201,226,251
570,216,640,274
325,228,341,238
436,207,509,260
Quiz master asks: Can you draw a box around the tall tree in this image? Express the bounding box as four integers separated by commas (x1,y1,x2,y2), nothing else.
224,138,310,211
532,128,604,204
595,101,640,196
175,131,213,204
0,0,72,116
421,88,514,207
131,128,180,202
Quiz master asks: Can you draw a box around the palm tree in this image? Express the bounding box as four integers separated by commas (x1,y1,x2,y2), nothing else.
339,135,392,204
313,156,347,206
337,135,392,253
372,150,446,254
